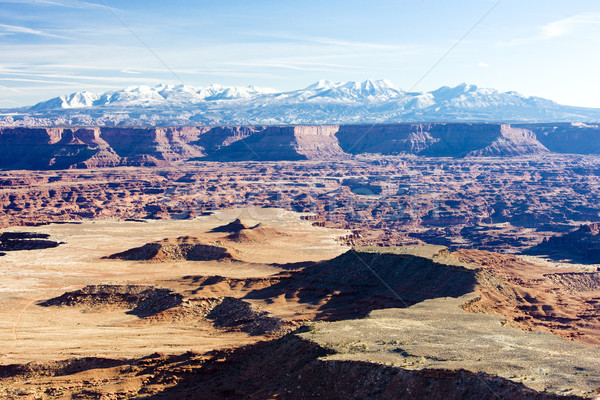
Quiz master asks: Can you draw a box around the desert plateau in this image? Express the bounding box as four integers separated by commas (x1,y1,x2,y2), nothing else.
0,123,599,399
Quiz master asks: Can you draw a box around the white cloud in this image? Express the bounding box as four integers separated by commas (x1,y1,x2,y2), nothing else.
477,62,489,68
500,12,600,46
540,13,600,39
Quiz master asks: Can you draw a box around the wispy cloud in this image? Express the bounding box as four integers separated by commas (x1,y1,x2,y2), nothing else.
0,77,114,86
0,85,20,93
0,61,283,99
540,13,600,39
220,60,371,73
0,23,68,38
248,31,415,52
0,0,103,9
500,12,600,46
0,73,154,85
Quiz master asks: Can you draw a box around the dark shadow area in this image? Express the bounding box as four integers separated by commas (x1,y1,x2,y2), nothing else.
204,297,286,336
138,334,582,400
0,357,131,380
244,249,477,320
200,127,308,162
335,123,502,157
0,231,61,251
268,260,317,270
209,218,249,233
523,223,600,264
191,126,263,155
124,218,148,223
38,285,183,318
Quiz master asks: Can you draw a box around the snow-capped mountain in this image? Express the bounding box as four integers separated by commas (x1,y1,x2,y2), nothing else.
29,91,100,110
5,79,600,126
31,83,278,109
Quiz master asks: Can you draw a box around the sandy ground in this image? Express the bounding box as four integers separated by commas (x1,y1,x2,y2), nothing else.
0,208,349,364
1,208,599,399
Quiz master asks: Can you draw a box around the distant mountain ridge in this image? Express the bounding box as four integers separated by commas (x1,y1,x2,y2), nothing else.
2,80,600,127
29,83,279,110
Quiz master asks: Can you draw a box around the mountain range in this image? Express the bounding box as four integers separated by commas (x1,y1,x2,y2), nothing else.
2,80,600,127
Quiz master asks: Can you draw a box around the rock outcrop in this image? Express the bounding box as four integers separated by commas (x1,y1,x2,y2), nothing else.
210,218,249,233
105,236,238,262
39,285,184,317
226,224,289,243
0,231,61,251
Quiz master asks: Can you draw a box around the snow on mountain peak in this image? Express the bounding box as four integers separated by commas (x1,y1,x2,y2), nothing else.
300,79,405,102
306,80,337,90
360,79,403,96
29,90,99,110
22,80,600,125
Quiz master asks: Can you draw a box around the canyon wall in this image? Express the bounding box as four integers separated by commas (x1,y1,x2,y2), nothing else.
0,123,598,169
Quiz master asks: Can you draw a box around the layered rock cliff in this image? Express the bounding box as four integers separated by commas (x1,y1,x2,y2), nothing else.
514,123,600,154
336,123,550,157
0,123,599,169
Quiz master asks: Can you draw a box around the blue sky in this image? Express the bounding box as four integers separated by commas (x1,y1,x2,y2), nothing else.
1,0,599,107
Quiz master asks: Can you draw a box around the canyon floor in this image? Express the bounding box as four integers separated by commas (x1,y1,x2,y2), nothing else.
2,155,600,255
0,207,598,399
1,156,600,399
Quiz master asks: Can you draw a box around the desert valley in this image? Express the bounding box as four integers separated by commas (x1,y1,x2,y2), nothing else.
0,121,599,399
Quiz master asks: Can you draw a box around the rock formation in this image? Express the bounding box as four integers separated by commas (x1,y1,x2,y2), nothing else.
524,223,600,263
1,123,600,169
0,231,61,251
105,236,238,262
39,285,183,318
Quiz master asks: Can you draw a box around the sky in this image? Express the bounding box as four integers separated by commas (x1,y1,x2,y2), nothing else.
0,0,599,108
